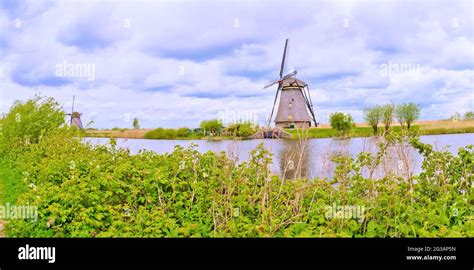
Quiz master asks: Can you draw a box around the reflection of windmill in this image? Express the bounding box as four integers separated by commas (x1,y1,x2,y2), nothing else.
264,39,317,128
66,95,83,129
278,139,311,180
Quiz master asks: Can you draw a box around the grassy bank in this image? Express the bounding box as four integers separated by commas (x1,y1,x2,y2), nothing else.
286,126,413,138
287,120,474,139
418,120,474,135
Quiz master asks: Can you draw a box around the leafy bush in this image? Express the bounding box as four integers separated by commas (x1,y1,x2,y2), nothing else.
0,95,65,154
329,112,354,135
225,122,257,138
176,127,192,137
5,129,472,237
1,96,473,238
144,127,194,139
144,128,173,139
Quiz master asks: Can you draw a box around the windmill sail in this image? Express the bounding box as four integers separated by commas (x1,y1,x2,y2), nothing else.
279,39,289,79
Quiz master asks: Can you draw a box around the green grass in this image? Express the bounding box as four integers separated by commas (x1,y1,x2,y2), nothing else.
84,132,110,138
0,158,26,205
418,126,474,136
144,128,201,140
286,124,474,139
286,126,413,139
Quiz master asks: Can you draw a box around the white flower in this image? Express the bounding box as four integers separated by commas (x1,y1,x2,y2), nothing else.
28,183,37,191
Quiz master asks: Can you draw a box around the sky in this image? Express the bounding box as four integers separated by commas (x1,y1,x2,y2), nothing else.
0,0,473,128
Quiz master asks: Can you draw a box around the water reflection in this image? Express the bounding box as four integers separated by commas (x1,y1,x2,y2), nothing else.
277,139,311,179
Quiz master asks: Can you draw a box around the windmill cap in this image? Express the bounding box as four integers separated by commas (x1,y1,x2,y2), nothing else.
281,77,307,88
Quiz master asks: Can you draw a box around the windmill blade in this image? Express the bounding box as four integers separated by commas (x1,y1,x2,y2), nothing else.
70,95,76,124
307,102,317,125
263,70,297,90
299,88,317,125
281,70,297,81
305,96,317,125
263,78,280,89
279,38,289,79
305,86,317,125
304,88,317,125
267,84,282,127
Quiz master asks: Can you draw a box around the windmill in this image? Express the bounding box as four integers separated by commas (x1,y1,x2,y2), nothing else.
264,39,317,129
66,95,83,129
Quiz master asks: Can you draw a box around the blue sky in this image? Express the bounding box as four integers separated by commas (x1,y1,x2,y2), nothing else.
0,0,473,128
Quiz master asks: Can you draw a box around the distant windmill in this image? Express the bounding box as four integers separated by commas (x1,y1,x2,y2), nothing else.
66,95,83,129
264,39,317,128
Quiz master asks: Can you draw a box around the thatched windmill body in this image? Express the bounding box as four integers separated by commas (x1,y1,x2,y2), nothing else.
264,39,317,128
66,95,83,129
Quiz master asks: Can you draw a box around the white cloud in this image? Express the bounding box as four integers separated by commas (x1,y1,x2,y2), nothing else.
0,0,472,128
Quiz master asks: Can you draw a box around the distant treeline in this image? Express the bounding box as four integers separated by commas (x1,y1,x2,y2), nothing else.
143,120,258,140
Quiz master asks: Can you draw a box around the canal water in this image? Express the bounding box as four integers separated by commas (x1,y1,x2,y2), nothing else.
85,133,473,179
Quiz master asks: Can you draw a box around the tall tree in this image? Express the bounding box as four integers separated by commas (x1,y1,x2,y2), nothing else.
464,111,474,120
395,102,420,129
381,104,395,132
364,106,382,134
133,117,140,129
200,119,223,136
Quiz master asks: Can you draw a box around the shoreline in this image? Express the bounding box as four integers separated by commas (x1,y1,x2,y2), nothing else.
85,120,474,140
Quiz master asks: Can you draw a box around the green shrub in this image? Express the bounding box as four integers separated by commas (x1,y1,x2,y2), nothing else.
144,128,166,139
329,112,354,135
144,128,190,139
225,121,257,137
2,96,473,238
176,127,192,137
0,95,65,154
4,128,472,237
